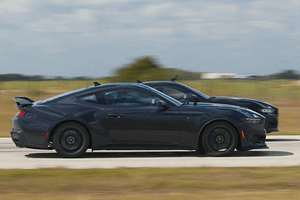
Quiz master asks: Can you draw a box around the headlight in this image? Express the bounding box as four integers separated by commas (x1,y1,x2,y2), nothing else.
261,108,275,114
241,118,262,124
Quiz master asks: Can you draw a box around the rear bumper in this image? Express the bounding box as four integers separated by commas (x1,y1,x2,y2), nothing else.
10,129,26,148
10,129,49,150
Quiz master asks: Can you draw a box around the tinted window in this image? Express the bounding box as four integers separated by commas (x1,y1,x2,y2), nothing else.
104,89,160,106
155,86,192,101
79,92,107,105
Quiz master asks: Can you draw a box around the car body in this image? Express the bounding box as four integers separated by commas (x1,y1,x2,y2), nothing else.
142,81,278,133
11,83,267,157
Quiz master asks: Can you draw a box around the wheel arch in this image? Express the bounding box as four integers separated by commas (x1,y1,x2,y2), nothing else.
47,119,93,148
197,119,241,150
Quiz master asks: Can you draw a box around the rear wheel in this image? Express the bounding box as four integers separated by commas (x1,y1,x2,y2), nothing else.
53,122,90,158
201,122,238,156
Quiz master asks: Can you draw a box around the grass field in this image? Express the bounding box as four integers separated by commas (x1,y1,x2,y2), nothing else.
0,167,300,199
0,79,299,137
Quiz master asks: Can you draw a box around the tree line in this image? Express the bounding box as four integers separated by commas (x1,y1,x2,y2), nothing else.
0,56,299,81
0,74,91,81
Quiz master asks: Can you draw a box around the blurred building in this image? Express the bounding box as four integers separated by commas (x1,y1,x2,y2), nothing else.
201,73,237,79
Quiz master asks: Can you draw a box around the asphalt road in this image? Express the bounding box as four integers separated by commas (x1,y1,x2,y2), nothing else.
1,135,300,169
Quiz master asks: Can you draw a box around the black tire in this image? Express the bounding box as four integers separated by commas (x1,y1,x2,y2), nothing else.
53,122,90,158
201,122,238,156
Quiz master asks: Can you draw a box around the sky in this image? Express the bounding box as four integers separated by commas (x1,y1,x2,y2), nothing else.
0,0,300,78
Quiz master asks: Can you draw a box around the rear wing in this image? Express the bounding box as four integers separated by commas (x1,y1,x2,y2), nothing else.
14,97,34,107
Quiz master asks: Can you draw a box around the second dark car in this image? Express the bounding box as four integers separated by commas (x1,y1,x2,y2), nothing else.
142,81,278,133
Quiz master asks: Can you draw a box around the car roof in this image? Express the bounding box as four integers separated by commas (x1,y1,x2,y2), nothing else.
40,83,148,103
142,81,177,84
89,83,155,93
142,81,189,87
40,82,182,106
142,81,211,100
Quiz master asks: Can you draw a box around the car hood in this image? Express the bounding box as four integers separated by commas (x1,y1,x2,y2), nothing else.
180,102,265,119
209,97,276,109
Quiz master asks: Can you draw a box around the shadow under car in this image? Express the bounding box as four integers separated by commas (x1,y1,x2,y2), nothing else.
25,149,294,159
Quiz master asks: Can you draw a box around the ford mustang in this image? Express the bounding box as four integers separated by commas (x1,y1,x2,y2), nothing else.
11,83,267,157
142,81,278,133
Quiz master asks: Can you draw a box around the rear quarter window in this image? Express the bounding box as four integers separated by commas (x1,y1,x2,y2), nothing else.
79,95,97,103
79,93,107,105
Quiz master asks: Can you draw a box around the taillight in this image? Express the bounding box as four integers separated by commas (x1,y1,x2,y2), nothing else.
17,110,26,117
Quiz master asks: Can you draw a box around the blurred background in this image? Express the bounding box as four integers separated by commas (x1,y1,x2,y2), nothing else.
1,0,300,77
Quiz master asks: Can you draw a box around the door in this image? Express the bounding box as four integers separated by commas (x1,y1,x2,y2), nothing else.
102,88,181,146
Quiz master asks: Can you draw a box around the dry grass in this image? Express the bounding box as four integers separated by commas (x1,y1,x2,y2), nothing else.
272,107,300,135
1,191,299,200
0,167,300,199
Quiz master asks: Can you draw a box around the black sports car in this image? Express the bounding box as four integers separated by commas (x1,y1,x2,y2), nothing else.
142,81,278,133
11,83,267,158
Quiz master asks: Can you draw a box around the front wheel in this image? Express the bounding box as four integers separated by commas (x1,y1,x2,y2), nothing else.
201,122,238,156
53,122,90,158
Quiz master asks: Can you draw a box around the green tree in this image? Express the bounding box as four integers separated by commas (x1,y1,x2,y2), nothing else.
268,70,300,80
110,56,202,82
112,56,173,82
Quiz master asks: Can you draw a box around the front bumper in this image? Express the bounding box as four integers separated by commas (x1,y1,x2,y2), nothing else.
239,135,268,150
238,121,268,150
265,115,278,133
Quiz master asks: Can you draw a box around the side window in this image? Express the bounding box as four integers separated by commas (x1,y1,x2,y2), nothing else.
155,86,189,101
104,89,161,106
79,92,107,105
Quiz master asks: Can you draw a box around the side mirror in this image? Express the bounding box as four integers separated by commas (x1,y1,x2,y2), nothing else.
191,95,199,106
191,95,200,101
156,100,168,107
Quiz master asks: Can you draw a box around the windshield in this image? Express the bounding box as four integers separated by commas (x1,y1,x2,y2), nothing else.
144,86,183,106
178,83,210,100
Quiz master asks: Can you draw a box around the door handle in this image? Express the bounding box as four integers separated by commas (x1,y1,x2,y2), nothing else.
108,114,123,118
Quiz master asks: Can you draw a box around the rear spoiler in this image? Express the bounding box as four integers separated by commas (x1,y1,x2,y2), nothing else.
14,97,34,107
